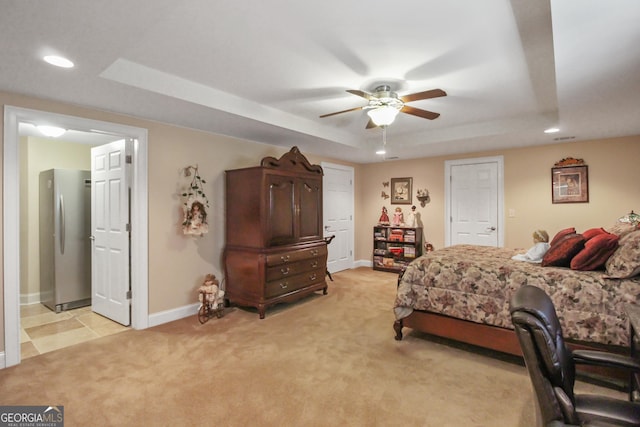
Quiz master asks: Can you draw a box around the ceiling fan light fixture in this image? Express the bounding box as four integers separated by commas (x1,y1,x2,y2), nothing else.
367,106,400,126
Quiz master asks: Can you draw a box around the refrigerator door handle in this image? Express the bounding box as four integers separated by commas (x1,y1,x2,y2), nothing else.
59,194,65,254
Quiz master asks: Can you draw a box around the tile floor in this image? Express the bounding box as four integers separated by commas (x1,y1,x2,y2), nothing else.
20,304,129,359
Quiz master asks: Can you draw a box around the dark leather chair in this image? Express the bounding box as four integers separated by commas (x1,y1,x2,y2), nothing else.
509,285,640,427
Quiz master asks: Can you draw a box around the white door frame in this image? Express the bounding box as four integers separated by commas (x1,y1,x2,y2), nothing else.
3,106,149,368
444,156,504,247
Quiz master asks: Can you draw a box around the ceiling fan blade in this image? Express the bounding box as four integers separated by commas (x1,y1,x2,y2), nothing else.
346,89,374,100
400,89,447,103
319,105,364,118
365,119,377,129
401,105,440,120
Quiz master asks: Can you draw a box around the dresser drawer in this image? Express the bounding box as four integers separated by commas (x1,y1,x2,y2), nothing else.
266,245,327,267
265,268,325,298
266,258,323,281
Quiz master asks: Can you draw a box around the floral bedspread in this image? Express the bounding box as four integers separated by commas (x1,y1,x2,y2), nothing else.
394,245,640,346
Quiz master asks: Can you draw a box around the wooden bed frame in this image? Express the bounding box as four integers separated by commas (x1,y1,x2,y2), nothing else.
393,309,630,384
394,309,523,355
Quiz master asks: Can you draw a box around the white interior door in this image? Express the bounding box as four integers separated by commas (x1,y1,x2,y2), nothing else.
322,162,354,273
91,139,131,325
445,157,504,247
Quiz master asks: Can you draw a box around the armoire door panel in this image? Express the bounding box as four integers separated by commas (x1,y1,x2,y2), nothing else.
267,175,296,246
298,178,322,241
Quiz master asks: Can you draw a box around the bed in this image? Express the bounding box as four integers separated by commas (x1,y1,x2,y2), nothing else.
393,229,640,357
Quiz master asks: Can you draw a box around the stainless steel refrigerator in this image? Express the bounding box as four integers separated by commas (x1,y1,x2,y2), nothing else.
39,169,92,312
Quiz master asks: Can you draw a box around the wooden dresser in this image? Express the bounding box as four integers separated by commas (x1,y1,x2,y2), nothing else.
224,147,327,318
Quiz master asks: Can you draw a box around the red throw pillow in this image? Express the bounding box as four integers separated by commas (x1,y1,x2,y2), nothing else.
570,233,619,271
550,227,576,247
542,233,586,267
582,227,607,241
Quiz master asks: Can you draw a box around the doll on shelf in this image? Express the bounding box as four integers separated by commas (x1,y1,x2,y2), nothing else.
378,206,390,225
405,205,417,228
392,207,404,226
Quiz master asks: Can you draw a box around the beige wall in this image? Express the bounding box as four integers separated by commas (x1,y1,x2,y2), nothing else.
2,89,639,356
355,136,640,261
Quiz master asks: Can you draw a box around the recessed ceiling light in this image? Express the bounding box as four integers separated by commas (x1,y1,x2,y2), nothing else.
544,127,560,134
43,55,74,68
37,125,66,137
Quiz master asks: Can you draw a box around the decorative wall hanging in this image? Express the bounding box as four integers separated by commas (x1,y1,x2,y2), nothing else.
390,177,412,204
181,165,210,236
416,188,430,207
381,191,389,200
551,158,589,204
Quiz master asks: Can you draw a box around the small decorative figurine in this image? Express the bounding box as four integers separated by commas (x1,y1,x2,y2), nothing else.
392,207,404,226
379,206,390,225
198,274,225,323
405,205,417,227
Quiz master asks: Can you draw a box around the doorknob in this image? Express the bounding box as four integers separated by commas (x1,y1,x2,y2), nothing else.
487,227,496,231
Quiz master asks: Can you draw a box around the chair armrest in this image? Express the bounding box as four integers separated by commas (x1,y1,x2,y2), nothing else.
572,349,640,372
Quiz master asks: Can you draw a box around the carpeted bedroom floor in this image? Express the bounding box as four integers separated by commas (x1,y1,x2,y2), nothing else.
0,267,625,426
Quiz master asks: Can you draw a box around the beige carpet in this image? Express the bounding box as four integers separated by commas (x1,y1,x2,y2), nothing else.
0,268,624,426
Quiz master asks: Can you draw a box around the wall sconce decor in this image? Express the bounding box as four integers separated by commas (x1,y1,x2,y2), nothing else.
416,189,430,207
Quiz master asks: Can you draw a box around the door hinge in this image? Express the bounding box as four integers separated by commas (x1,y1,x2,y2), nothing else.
126,290,132,300
126,223,131,232
126,154,132,164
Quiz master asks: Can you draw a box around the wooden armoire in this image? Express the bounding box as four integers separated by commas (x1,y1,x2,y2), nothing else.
224,147,327,318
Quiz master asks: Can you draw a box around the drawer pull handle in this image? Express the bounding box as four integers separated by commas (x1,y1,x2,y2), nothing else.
311,261,318,268
310,250,318,256
280,282,288,289
309,274,317,281
281,255,290,262
280,267,290,275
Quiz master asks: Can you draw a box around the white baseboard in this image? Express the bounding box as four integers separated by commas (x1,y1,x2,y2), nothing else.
354,259,372,268
20,293,41,305
147,302,200,328
0,351,5,369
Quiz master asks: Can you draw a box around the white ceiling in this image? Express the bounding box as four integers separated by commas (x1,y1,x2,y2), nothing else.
1,0,639,163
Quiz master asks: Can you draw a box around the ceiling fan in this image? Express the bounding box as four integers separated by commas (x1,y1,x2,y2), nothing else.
320,85,447,128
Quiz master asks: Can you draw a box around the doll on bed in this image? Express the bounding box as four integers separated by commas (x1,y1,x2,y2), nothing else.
511,230,550,263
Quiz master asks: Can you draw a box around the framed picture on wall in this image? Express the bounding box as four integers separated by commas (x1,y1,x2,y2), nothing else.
390,177,412,204
552,165,589,203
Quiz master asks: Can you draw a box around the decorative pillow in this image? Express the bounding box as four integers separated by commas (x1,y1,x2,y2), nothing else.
582,227,607,241
550,227,576,247
605,230,640,279
607,222,640,239
570,233,619,271
542,234,586,267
